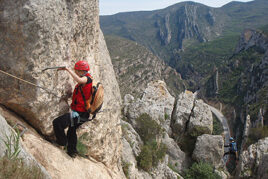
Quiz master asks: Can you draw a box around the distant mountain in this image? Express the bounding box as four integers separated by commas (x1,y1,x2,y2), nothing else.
100,0,268,68
203,28,268,124
104,35,187,98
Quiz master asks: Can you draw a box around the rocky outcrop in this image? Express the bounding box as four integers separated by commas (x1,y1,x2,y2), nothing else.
192,134,224,169
162,132,189,172
0,0,123,177
157,14,172,45
188,99,213,137
122,80,190,176
172,91,195,134
124,80,175,133
235,29,268,54
172,91,213,137
237,137,268,178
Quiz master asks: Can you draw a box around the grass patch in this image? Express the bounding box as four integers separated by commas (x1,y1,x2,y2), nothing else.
77,133,90,157
0,156,45,179
2,129,21,160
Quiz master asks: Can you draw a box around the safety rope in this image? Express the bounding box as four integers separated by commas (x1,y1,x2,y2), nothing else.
0,69,60,98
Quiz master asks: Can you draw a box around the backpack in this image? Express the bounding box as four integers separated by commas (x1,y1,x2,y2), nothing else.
230,142,237,152
80,79,104,120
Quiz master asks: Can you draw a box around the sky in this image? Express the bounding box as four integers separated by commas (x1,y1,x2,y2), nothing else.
100,0,253,15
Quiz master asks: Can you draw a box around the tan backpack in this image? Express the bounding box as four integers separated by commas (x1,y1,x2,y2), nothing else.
80,80,104,120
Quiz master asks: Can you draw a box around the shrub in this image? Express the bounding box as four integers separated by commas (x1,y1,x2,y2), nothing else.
122,160,131,179
135,114,167,171
135,113,163,143
246,126,268,148
77,133,90,157
184,162,221,179
137,144,152,172
137,140,167,172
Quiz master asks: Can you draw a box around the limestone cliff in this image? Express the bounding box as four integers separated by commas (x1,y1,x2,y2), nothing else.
236,137,268,178
121,80,221,178
0,0,123,178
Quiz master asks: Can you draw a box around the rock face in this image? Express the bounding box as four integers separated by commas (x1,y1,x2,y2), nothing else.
237,137,268,179
124,80,175,133
0,0,99,136
192,134,224,169
188,99,213,137
231,29,268,126
235,29,268,54
122,80,189,176
0,0,123,177
172,91,213,137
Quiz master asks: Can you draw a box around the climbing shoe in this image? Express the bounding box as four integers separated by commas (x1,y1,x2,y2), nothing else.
67,151,77,158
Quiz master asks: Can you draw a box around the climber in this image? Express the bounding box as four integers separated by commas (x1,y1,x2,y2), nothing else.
52,60,92,158
224,137,238,162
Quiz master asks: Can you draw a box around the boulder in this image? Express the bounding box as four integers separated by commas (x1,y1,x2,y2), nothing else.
162,132,189,172
188,99,213,137
237,137,268,178
172,91,213,137
192,134,224,169
172,91,195,135
124,80,175,133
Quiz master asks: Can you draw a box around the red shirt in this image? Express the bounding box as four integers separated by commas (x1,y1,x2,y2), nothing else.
71,73,92,112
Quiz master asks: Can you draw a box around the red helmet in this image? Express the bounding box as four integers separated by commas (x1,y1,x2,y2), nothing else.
74,61,90,71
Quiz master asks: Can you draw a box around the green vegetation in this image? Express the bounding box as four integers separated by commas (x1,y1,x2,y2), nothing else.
184,162,221,179
212,114,224,135
164,113,169,120
135,113,163,142
0,130,45,179
122,160,131,179
77,133,90,157
137,141,167,172
0,156,45,179
246,126,268,148
179,33,239,81
135,113,167,171
2,129,21,160
259,24,268,36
